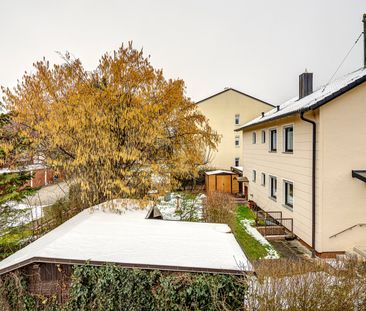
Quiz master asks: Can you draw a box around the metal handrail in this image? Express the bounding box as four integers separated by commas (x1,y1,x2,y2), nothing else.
329,223,366,239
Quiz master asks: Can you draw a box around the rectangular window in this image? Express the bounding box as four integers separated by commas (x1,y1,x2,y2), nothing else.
284,181,294,208
270,129,277,152
235,135,240,148
252,132,256,144
284,126,294,152
234,157,240,167
261,173,266,186
261,130,266,143
235,114,240,125
252,170,256,182
270,176,277,199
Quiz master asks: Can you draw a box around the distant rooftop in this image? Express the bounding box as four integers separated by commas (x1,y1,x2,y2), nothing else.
0,200,252,275
236,67,366,131
196,88,273,107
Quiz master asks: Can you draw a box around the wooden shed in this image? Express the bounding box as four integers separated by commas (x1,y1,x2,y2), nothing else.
205,170,240,194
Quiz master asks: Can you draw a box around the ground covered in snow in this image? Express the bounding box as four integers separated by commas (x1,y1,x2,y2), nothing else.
155,192,205,221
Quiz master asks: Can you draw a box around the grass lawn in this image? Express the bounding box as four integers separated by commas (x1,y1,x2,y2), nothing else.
232,204,276,261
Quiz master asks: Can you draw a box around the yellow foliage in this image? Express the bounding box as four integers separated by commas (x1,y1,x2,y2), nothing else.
2,43,219,205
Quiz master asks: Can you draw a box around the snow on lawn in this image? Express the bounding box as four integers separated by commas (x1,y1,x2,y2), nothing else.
156,193,205,221
241,219,280,259
5,202,48,228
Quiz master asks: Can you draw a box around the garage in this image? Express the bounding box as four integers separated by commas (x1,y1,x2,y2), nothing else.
205,170,239,194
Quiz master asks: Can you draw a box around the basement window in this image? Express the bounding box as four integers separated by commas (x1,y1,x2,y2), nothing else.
284,180,294,208
270,176,277,200
261,173,266,186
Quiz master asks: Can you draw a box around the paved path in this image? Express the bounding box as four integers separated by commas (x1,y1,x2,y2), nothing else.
270,239,312,259
23,182,69,207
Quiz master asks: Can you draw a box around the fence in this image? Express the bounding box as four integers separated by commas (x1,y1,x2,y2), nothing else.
251,202,294,238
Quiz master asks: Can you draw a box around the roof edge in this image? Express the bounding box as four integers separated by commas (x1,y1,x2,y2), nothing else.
235,73,366,131
0,256,248,276
196,88,274,107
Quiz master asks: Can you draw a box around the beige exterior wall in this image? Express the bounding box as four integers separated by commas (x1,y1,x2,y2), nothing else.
318,83,366,252
242,82,366,253
242,114,317,247
197,89,273,170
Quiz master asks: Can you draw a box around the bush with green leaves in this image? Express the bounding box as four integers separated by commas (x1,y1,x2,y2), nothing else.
67,265,246,311
0,265,247,311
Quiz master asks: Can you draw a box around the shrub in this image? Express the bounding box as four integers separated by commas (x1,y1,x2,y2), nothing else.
246,257,366,311
66,265,246,311
202,192,236,225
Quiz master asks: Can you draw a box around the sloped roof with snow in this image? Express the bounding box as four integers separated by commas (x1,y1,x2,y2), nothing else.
0,200,252,275
236,67,366,131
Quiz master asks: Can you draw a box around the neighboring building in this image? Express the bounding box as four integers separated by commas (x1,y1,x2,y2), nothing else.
236,67,366,257
197,88,273,170
0,200,251,301
0,164,62,188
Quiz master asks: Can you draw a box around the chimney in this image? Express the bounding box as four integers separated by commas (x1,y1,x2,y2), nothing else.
299,70,313,99
363,13,366,67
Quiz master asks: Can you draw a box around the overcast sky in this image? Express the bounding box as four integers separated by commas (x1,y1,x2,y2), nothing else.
0,0,365,104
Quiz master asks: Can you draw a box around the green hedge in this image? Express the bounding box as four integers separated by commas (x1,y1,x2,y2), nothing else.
0,265,247,311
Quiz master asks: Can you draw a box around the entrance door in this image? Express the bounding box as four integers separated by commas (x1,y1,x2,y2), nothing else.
216,175,232,193
244,186,248,199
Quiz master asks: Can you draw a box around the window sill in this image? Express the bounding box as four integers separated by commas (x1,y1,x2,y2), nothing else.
268,196,277,202
282,204,293,211
268,150,277,153
282,151,293,154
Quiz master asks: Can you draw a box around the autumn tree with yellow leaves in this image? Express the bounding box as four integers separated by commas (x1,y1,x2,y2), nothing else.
1,43,219,205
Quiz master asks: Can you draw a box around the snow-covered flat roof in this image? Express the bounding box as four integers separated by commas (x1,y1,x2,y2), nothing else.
0,201,252,274
205,170,236,175
236,67,366,130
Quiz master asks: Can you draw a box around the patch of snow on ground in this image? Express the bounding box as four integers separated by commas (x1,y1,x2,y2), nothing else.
156,193,205,221
7,202,48,227
241,219,280,259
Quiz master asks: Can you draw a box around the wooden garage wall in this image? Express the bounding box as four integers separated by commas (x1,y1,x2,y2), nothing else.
205,174,239,194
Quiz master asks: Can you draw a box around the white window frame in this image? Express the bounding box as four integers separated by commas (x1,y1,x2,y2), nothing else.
252,132,257,144
261,130,266,144
269,175,277,200
234,157,240,167
235,135,240,148
235,114,240,125
261,173,266,186
252,170,256,182
269,128,277,152
283,180,294,209
283,124,294,153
